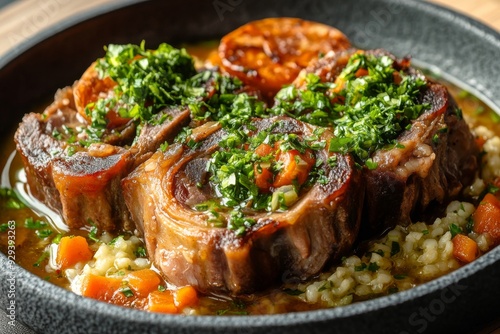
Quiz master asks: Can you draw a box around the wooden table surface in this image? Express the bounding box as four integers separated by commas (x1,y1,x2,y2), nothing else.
0,0,498,59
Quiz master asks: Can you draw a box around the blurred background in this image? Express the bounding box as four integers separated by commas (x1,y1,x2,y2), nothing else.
0,0,498,59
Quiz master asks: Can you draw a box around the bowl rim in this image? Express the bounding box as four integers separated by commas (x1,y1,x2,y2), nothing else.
2,247,498,329
0,0,499,330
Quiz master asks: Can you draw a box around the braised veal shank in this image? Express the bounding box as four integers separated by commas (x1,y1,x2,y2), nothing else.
122,116,363,294
299,49,479,235
15,86,189,231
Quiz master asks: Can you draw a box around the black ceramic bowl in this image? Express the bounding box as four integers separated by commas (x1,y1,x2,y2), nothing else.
0,1,499,333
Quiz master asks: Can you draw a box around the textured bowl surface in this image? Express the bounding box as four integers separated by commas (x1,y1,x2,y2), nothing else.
0,1,499,333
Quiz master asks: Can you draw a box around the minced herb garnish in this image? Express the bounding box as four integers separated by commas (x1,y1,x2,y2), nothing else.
270,73,337,126
24,217,53,239
330,53,428,161
73,43,429,237
0,187,26,210
84,42,197,143
196,122,327,235
184,70,267,127
93,42,196,120
81,42,265,145
185,51,428,236
271,53,429,163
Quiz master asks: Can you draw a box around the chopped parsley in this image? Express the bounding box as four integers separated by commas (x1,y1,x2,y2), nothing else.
120,286,134,298
95,42,196,120
203,125,326,235
478,183,500,200
159,142,169,152
0,187,26,210
271,53,428,164
24,217,47,229
388,286,399,294
487,183,500,195
449,223,463,238
52,233,63,244
88,219,100,242
354,263,367,271
330,53,428,162
82,44,430,238
465,217,475,234
365,158,378,170
208,142,260,208
85,42,196,142
198,51,429,236
24,218,53,239
66,146,76,157
134,246,147,258
390,241,400,256
367,262,380,272
318,281,333,292
35,229,53,239
432,133,440,144
108,235,123,246
270,73,337,126
372,249,384,256
52,129,62,140
215,299,248,316
33,251,49,267
184,70,265,128
227,211,256,237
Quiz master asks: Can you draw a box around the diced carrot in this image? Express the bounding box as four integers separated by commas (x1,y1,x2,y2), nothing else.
452,234,478,263
472,193,500,245
173,286,198,309
254,143,277,192
255,143,273,157
56,236,93,269
393,71,402,85
355,68,369,77
273,149,315,187
127,269,161,296
254,164,273,192
147,290,178,314
475,136,487,150
81,274,122,301
333,76,346,93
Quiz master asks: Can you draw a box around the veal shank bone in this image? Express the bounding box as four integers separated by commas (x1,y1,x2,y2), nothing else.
15,86,189,231
122,116,363,295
